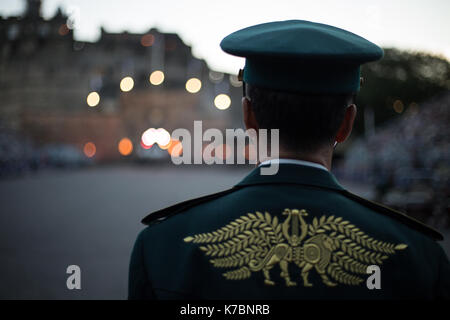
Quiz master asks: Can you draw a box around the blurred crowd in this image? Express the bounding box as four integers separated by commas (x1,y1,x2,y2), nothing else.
2,91,449,228
342,92,450,228
0,130,90,177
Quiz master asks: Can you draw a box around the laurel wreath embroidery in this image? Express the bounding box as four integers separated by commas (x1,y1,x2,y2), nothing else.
184,209,408,287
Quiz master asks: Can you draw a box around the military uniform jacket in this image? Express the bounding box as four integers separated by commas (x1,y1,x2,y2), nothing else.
128,163,450,299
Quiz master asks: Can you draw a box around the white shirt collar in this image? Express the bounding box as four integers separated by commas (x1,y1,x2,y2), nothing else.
258,158,329,172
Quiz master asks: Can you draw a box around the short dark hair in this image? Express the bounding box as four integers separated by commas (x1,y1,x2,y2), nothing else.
246,84,355,153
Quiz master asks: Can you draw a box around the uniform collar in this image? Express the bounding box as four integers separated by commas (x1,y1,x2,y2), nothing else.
258,158,329,172
236,162,344,191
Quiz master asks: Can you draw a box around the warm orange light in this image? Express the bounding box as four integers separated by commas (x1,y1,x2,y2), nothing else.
140,34,155,47
393,100,404,113
159,139,172,150
168,140,183,157
118,138,133,156
83,142,96,158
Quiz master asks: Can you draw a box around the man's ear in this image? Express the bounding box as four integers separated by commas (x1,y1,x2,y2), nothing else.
335,104,357,143
242,97,259,131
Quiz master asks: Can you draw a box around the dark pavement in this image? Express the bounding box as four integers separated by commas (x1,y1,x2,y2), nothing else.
0,165,448,299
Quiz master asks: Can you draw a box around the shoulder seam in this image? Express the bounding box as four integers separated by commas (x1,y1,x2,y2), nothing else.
141,186,242,225
340,189,443,241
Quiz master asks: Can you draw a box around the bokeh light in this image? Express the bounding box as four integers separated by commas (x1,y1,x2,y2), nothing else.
120,76,134,92
140,140,152,149
141,128,157,147
149,70,164,86
393,100,404,113
168,140,183,157
83,142,96,158
185,78,202,93
86,91,100,107
118,138,133,156
155,128,171,147
141,128,171,149
159,139,172,150
140,34,155,47
214,94,231,110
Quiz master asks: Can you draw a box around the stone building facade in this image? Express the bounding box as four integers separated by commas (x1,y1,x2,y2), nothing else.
0,0,242,161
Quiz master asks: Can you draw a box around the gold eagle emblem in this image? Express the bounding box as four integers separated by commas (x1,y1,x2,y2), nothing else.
184,209,408,287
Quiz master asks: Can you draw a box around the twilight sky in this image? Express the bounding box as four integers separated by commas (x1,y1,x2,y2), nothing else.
1,0,449,73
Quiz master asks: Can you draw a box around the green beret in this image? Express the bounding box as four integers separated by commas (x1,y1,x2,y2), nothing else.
220,20,383,93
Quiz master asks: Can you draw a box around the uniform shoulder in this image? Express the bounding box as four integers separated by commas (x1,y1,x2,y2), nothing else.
341,189,443,241
141,186,241,226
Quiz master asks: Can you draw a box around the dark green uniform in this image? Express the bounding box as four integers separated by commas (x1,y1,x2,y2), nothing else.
129,163,450,299
129,20,450,299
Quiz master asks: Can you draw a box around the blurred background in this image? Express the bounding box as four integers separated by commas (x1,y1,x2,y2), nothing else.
0,0,449,299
